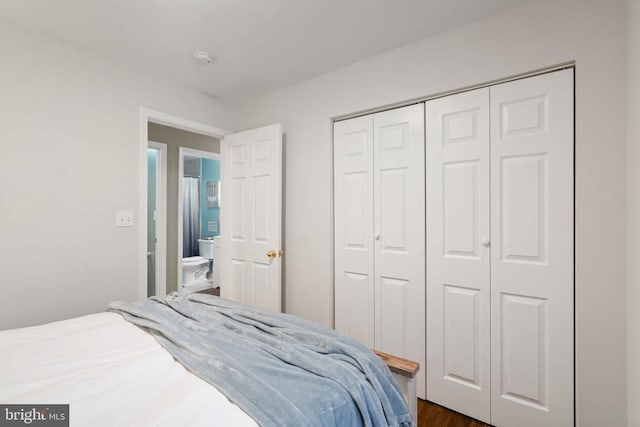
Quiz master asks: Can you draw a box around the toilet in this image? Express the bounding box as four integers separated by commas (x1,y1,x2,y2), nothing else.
180,256,210,294
198,237,221,287
181,237,220,294
198,238,215,259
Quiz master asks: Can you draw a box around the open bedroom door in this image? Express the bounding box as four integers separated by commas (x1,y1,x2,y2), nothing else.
220,124,283,312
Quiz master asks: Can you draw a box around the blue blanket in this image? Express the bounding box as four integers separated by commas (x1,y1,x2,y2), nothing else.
108,294,413,427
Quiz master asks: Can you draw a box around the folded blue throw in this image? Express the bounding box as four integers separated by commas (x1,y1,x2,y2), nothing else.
108,293,413,427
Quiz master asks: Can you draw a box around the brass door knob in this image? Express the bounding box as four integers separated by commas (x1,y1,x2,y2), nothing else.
266,249,283,258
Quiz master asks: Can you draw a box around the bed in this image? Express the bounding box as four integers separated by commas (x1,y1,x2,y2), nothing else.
0,294,415,426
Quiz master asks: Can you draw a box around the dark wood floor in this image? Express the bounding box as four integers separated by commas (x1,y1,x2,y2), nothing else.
418,399,491,427
197,287,220,296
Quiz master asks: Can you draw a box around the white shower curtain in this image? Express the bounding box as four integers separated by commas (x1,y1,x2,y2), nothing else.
183,177,200,257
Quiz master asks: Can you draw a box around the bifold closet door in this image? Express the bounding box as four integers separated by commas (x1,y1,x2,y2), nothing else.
334,104,426,399
426,69,574,426
334,115,375,348
373,104,426,399
490,69,574,427
425,88,491,423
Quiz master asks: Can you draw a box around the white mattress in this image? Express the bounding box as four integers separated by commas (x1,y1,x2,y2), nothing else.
0,312,257,427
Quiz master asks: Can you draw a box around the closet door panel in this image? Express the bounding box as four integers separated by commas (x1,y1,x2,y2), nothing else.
443,285,480,381
334,116,375,347
377,277,410,352
341,272,374,345
490,69,573,427
373,104,426,398
426,88,491,423
500,154,546,262
379,169,409,251
443,161,480,256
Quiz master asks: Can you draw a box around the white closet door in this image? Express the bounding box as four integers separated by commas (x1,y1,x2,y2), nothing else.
490,69,574,427
373,104,426,399
425,88,491,422
334,116,375,347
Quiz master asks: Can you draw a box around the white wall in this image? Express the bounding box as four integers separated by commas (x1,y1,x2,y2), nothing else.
234,0,628,425
628,1,640,426
0,22,234,329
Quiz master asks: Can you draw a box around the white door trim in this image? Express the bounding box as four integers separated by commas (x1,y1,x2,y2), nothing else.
149,140,167,297
138,108,231,301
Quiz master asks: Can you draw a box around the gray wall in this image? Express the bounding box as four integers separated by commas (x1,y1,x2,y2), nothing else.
627,0,640,425
148,122,220,293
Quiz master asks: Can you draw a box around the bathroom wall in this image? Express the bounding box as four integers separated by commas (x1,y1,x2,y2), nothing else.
147,122,220,293
200,158,220,238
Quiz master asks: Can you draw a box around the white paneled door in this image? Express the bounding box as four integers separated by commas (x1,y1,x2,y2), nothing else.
426,69,573,426
490,69,574,427
334,115,375,347
426,88,491,423
221,124,283,312
334,104,426,399
373,104,426,399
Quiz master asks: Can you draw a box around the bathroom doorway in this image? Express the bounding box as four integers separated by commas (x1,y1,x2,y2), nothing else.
139,109,230,300
178,148,221,295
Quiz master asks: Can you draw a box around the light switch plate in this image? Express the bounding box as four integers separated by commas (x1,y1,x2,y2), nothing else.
116,211,134,227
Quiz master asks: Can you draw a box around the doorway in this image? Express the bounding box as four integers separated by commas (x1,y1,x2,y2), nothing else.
139,109,230,300
178,147,221,295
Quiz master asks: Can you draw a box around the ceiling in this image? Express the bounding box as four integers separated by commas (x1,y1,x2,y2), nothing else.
0,0,528,101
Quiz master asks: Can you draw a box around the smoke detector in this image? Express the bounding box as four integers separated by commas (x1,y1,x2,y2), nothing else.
192,50,213,65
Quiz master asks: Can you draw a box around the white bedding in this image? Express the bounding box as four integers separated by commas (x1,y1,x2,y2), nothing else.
0,312,257,426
